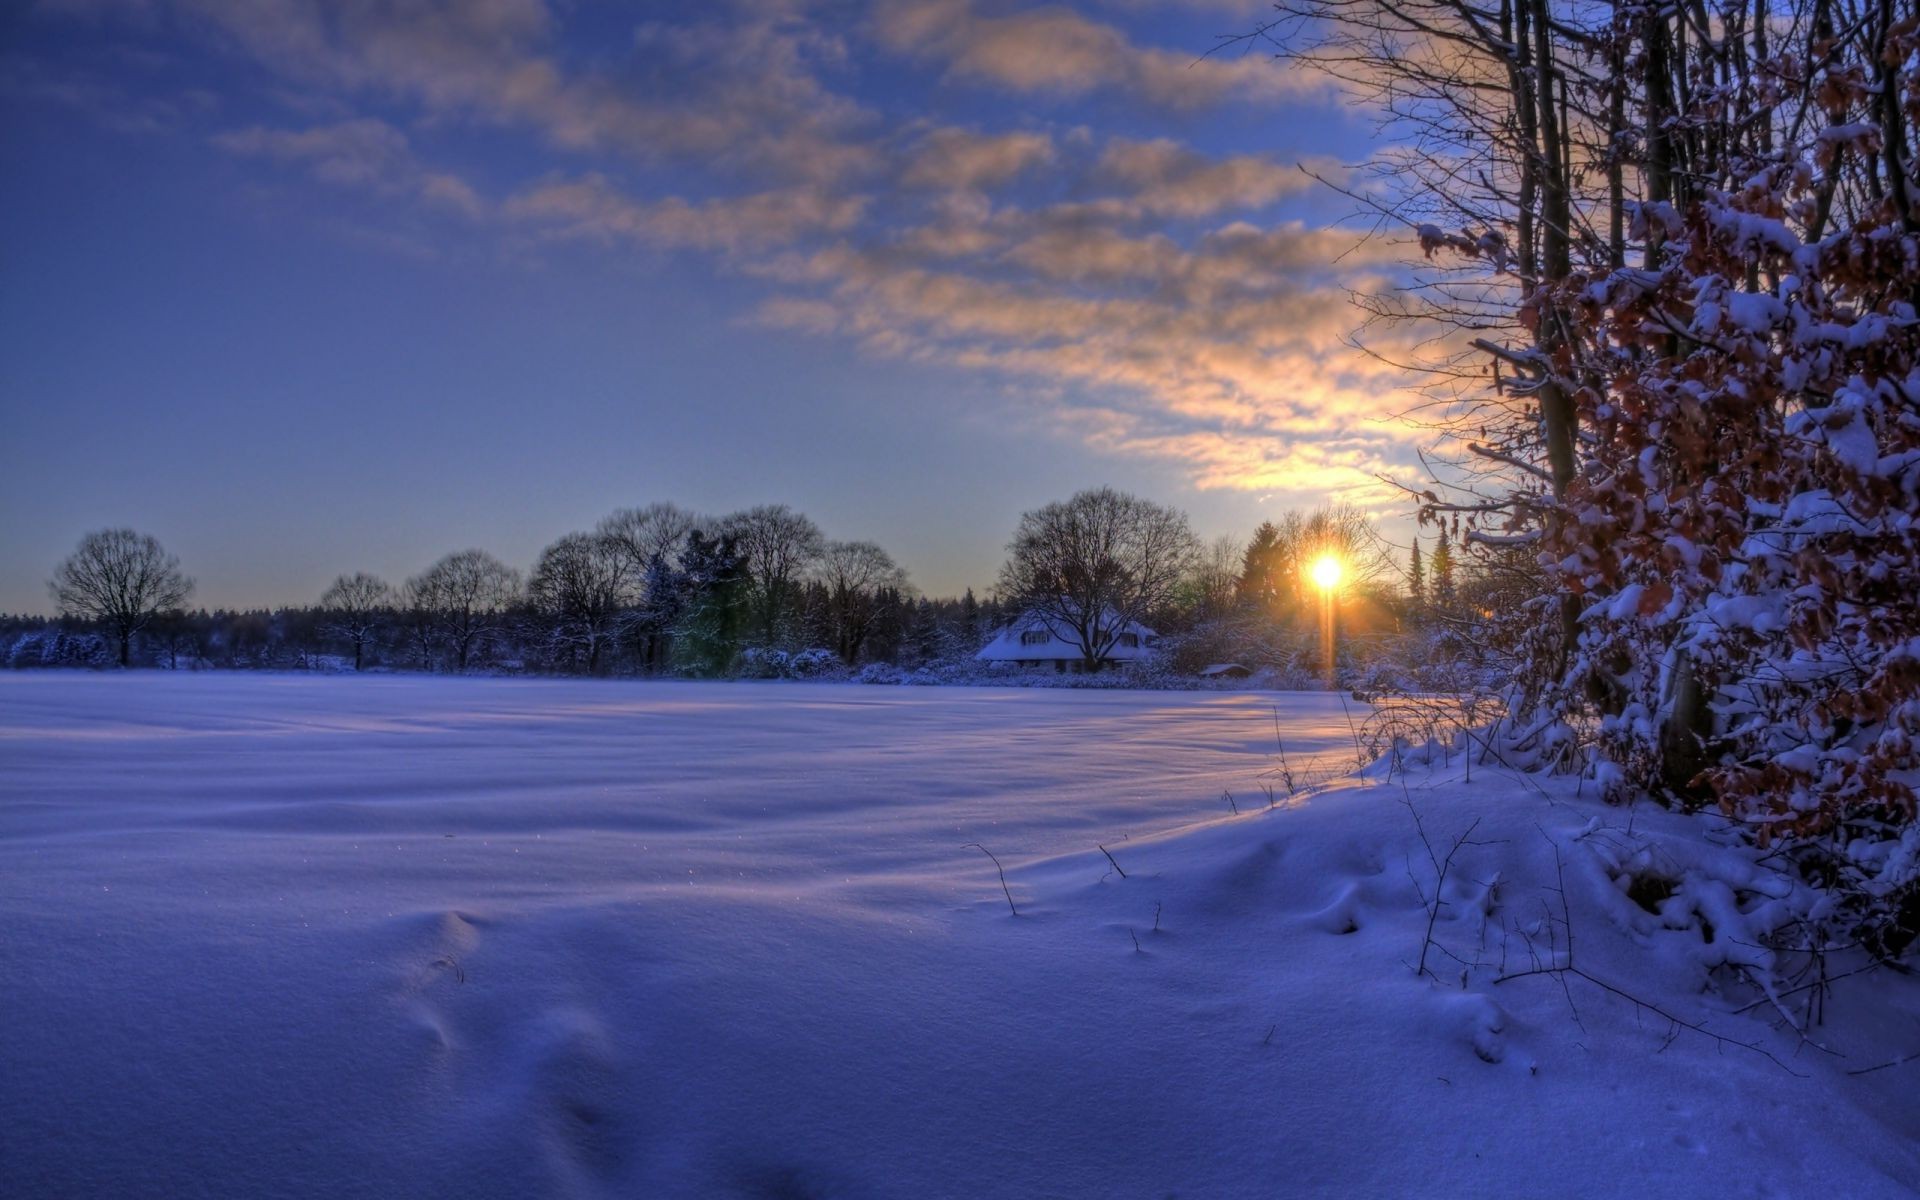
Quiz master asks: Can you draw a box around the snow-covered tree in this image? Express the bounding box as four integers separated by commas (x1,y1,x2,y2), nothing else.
1265,0,1920,953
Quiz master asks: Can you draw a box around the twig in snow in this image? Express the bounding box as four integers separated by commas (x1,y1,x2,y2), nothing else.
1339,695,1368,773
963,843,1018,916
1263,1024,1277,1046
1408,808,1486,981
1497,962,1806,1076
1129,927,1142,953
1224,789,1239,815
1847,1047,1920,1076
1153,901,1162,933
1098,844,1128,879
1272,722,1299,798
1493,841,1801,1077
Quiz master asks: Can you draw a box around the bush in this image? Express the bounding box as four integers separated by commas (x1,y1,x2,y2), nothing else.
6,630,114,669
739,647,852,681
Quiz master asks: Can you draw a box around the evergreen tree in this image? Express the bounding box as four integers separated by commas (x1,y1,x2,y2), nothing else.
959,588,980,651
1408,539,1426,609
909,597,941,666
1236,521,1282,613
1430,540,1456,612
674,530,748,675
635,549,685,673
866,586,906,665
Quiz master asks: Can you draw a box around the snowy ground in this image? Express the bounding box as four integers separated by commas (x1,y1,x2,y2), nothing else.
2,674,1916,1199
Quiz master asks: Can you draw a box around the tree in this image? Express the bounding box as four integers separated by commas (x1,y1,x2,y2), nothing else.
319,572,394,671
959,588,981,651
633,548,686,673
999,487,1199,670
816,539,910,664
529,533,633,674
1407,539,1425,609
1258,0,1920,948
1236,518,1292,616
673,529,748,675
1188,534,1243,622
723,504,824,647
1429,540,1455,613
408,550,520,672
49,529,194,667
598,503,702,577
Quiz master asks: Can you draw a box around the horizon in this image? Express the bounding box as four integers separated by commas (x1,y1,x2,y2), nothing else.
0,0,1427,615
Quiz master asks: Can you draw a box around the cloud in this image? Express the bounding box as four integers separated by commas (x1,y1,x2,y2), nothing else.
1095,138,1328,218
505,172,867,255
0,51,213,134
870,0,1307,109
213,117,485,217
165,0,879,184
900,127,1054,192
1066,411,1406,500
35,0,1425,497
750,212,1428,492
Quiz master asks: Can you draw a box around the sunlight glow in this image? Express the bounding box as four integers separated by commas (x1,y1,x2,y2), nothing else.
1310,554,1343,592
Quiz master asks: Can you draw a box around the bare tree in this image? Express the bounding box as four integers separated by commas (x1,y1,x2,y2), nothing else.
407,550,520,672
529,532,634,674
816,540,910,664
319,572,394,671
723,504,824,647
1188,534,1245,621
999,488,1199,670
49,529,194,667
597,503,703,575
599,503,704,670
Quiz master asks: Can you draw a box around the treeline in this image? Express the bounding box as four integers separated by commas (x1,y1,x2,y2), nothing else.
16,496,1506,683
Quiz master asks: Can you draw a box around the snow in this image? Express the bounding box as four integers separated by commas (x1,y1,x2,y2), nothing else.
2,673,1917,1198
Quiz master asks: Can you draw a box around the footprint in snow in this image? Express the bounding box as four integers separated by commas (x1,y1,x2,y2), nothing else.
1433,992,1509,1065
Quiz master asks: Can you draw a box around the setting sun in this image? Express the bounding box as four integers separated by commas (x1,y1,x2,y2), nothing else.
1310,554,1343,591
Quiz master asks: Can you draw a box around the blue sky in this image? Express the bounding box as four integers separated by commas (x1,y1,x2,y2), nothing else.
0,0,1428,612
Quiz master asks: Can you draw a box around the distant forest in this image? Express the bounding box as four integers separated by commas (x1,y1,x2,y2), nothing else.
8,493,1519,689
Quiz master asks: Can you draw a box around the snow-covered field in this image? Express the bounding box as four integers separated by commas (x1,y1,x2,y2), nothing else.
2,674,1916,1199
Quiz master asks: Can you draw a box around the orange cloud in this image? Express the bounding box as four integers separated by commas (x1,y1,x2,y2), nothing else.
870,0,1315,108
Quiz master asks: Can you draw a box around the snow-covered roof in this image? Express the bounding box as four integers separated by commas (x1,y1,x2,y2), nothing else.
1199,663,1252,678
976,609,1158,662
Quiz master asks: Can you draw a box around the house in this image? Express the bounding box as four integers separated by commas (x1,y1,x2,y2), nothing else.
1199,662,1253,679
975,609,1159,673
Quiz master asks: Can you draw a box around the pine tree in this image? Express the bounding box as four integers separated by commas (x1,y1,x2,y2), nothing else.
674,530,747,675
1430,540,1455,613
908,597,941,666
1236,522,1282,613
1408,539,1426,609
959,588,980,652
635,550,684,674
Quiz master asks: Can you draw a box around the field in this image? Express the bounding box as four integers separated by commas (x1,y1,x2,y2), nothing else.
3,674,1916,1199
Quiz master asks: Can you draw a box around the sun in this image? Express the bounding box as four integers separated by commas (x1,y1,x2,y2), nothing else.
1310,554,1343,592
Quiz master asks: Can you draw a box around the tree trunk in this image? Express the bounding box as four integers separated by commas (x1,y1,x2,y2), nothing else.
1659,648,1711,801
